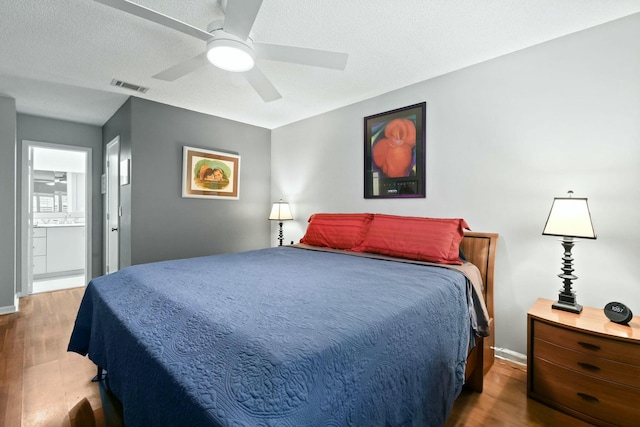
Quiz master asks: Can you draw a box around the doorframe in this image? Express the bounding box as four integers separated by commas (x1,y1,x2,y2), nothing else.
19,140,93,296
105,136,120,274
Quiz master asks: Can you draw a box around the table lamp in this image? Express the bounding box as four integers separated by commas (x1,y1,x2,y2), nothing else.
542,191,596,313
269,200,293,246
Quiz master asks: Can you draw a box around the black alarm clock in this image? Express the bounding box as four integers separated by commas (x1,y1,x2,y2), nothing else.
604,302,633,325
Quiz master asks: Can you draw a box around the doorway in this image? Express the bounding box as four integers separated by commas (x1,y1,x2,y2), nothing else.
21,141,92,295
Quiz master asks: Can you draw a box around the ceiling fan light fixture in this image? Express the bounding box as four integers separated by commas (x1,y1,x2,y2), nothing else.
207,37,255,72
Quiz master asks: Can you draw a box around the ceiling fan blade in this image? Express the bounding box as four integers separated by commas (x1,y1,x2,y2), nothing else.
222,0,263,40
254,42,348,70
153,52,210,81
95,0,212,42
243,66,281,102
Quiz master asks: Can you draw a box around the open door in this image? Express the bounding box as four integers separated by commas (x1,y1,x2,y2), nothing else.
21,141,92,295
105,137,120,274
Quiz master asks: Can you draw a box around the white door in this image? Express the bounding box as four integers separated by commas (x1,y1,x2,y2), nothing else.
105,138,120,274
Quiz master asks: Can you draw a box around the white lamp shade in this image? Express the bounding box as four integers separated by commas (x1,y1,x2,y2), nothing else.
542,197,596,239
269,201,293,221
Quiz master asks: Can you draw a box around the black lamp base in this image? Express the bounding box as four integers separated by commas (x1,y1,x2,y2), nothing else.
277,221,284,247
552,299,583,314
551,236,583,314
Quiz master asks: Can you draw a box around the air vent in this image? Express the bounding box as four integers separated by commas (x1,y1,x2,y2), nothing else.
111,79,149,93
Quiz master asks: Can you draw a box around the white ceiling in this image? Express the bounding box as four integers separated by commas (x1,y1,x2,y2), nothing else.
1,1,639,130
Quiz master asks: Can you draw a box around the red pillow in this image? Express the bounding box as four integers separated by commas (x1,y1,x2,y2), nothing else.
300,213,373,249
354,214,470,264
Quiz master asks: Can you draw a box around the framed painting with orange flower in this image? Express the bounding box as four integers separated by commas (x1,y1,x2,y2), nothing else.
364,102,426,198
182,146,240,199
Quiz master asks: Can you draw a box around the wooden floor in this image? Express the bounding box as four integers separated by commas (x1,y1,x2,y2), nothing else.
1,288,592,427
0,287,104,427
446,361,592,427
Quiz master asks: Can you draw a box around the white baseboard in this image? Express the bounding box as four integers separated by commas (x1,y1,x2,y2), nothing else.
494,347,527,366
0,295,19,315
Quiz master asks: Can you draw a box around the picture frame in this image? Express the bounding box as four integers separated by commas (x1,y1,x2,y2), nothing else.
182,146,240,200
364,102,426,198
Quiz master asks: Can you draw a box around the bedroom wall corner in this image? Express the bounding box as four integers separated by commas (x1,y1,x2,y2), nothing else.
107,98,272,267
271,13,640,355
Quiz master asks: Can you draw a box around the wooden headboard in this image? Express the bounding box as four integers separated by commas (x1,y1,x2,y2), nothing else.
460,231,498,391
461,231,498,319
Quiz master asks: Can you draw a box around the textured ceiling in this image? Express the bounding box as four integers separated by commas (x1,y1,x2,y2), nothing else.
1,0,639,129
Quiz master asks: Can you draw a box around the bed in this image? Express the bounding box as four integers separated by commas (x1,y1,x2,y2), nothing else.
68,213,497,427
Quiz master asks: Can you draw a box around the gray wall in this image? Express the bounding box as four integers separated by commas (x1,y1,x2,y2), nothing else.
0,97,17,312
104,97,271,267
16,114,104,287
271,14,640,355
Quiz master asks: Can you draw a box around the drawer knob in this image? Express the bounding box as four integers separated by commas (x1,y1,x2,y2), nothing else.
577,341,601,351
577,392,599,403
577,362,601,372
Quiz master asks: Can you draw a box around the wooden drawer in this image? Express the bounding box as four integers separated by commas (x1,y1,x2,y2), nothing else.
532,357,640,426
534,338,640,388
535,320,640,366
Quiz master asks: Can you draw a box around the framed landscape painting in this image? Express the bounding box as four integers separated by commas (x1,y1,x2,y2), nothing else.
364,102,426,198
182,146,240,199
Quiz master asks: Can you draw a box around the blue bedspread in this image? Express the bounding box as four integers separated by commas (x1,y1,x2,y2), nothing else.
69,247,473,427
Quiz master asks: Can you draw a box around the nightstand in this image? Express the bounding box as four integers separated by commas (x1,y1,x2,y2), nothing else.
527,298,640,427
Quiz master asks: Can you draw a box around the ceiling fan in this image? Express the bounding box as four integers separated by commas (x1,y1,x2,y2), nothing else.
95,0,348,102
